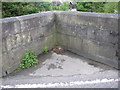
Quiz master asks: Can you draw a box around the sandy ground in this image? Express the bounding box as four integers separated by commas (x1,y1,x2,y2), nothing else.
1,51,119,88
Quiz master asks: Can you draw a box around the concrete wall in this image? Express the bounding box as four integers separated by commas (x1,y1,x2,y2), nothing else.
2,12,56,76
1,11,119,77
55,11,119,69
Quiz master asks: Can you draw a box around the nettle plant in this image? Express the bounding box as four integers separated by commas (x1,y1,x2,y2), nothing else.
18,50,39,70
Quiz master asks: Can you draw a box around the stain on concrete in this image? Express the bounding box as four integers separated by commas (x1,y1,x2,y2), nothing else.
58,66,63,69
48,64,57,70
29,53,104,76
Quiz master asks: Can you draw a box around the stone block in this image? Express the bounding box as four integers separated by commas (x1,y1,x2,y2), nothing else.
5,36,13,51
40,22,55,36
25,37,45,55
0,54,2,77
76,24,87,39
98,43,117,60
44,34,56,49
6,62,20,75
86,26,97,40
21,31,32,46
57,22,78,37
2,53,10,75
7,50,20,67
30,24,55,42
2,18,21,38
2,22,14,38
56,34,69,48
82,39,117,60
95,28,118,44
82,39,99,56
16,12,55,32
2,39,7,53
73,37,83,51
5,33,23,51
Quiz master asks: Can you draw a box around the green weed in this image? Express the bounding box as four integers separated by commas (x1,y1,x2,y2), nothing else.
41,46,49,54
18,50,39,70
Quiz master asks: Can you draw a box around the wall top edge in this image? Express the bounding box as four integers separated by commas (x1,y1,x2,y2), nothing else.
54,11,119,19
1,11,119,23
1,11,55,23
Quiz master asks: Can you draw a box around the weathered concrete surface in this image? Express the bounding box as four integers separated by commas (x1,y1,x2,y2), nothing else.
1,52,119,88
29,53,102,76
2,12,56,77
55,11,120,69
1,11,120,77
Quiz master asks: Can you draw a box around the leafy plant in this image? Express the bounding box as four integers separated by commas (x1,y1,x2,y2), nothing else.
104,2,119,14
51,2,69,11
35,2,52,11
77,2,105,13
41,46,49,54
2,2,69,18
2,2,39,18
76,2,119,14
18,50,39,70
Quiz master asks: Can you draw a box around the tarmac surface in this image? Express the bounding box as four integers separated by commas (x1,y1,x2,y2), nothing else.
1,51,120,88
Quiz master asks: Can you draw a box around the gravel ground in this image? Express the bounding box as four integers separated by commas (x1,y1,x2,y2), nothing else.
1,51,120,88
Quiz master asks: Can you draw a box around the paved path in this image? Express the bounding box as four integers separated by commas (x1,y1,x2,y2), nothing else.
1,51,120,88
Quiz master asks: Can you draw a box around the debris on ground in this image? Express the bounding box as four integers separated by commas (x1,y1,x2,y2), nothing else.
51,45,64,54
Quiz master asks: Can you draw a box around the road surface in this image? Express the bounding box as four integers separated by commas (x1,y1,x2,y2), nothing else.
1,51,120,88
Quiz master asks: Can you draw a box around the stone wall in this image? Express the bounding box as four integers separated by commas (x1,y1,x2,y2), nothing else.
1,11,119,77
55,11,119,69
2,12,56,77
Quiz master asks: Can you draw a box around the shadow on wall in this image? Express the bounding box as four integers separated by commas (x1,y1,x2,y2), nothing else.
1,11,120,77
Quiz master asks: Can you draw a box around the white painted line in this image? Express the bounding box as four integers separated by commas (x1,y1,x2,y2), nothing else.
1,78,120,88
